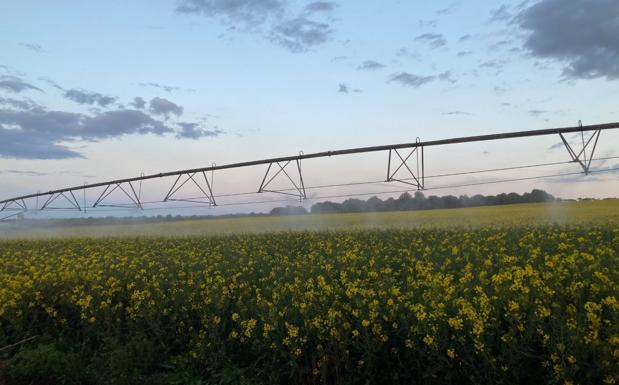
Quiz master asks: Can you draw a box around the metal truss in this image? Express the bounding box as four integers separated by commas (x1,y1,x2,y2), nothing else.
387,138,424,190
0,199,27,221
1,121,618,220
258,156,306,200
41,191,82,211
93,182,143,209
559,121,601,175
164,167,216,207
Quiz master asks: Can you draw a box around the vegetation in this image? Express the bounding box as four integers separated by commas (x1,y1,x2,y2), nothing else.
2,200,618,240
309,189,556,214
0,202,618,384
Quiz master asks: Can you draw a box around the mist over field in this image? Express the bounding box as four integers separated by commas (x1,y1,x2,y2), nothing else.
1,200,618,239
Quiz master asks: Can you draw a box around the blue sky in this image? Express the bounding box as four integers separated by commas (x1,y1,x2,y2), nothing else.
1,0,618,215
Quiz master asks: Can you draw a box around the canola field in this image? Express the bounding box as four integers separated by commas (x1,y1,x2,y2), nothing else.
0,202,618,385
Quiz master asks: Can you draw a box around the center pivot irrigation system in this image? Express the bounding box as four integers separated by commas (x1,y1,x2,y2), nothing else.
1,121,619,221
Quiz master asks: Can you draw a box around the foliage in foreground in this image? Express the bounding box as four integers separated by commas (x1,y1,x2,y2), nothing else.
0,225,618,384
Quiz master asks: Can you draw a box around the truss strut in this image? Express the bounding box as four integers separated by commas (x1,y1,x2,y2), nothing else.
163,170,216,207
258,155,307,200
387,138,425,190
40,191,81,211
559,121,602,175
93,182,143,209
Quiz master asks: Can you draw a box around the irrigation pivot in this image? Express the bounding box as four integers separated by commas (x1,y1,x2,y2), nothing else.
1,121,618,219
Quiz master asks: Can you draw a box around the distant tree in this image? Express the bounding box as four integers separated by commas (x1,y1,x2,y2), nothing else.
528,189,555,202
306,189,556,215
270,206,308,216
395,192,415,211
365,196,384,211
507,192,522,204
427,195,445,209
341,198,366,213
442,195,461,209
471,194,487,206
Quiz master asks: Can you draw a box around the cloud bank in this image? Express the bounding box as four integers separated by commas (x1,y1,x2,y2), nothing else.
0,77,223,159
176,0,337,52
517,0,619,80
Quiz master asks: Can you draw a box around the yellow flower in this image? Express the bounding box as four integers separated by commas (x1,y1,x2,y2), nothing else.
423,335,434,346
567,355,576,365
447,348,456,359
448,317,463,330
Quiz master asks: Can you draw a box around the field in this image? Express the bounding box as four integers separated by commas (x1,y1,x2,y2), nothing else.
1,200,619,239
0,201,618,385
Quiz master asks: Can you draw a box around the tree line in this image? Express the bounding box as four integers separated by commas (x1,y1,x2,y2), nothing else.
271,189,557,215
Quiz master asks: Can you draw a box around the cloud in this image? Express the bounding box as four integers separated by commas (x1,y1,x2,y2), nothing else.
489,4,512,22
38,77,64,91
494,85,510,94
479,59,506,74
0,76,218,159
0,107,175,159
19,43,45,53
436,3,457,15
130,97,146,110
337,83,361,94
517,0,619,79
528,109,548,117
305,1,336,13
138,82,194,92
176,122,224,139
176,0,284,27
1,169,49,176
271,17,332,52
0,127,85,159
357,60,385,71
457,50,472,57
389,72,435,88
438,70,457,84
63,89,118,107
0,96,40,110
149,97,184,118
418,19,437,28
0,76,42,93
176,0,335,52
395,48,420,60
458,34,472,42
491,39,514,49
82,109,174,138
414,33,447,48
548,142,564,150
0,108,172,139
442,111,471,116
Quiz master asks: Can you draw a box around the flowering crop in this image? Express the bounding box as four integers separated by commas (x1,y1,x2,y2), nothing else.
0,223,618,384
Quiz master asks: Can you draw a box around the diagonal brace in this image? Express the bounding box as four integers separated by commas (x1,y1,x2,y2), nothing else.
93,182,143,209
386,143,424,190
559,123,602,174
163,171,216,206
258,159,307,200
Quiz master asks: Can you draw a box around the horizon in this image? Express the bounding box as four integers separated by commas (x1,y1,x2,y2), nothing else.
3,188,616,222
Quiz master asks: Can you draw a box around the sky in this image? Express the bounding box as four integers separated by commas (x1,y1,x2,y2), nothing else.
1,0,618,216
